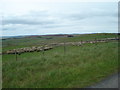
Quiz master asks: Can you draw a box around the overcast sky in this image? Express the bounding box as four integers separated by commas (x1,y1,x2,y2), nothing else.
0,0,118,36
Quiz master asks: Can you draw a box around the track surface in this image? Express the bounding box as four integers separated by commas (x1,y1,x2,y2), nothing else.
88,72,119,88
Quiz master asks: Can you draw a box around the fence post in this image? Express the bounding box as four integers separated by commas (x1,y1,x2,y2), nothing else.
42,43,45,60
64,41,66,56
15,51,17,61
95,38,97,44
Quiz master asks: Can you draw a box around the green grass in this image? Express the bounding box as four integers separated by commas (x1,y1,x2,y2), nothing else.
2,33,118,52
2,41,119,88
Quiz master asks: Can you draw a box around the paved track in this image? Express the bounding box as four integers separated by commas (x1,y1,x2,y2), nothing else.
88,73,119,88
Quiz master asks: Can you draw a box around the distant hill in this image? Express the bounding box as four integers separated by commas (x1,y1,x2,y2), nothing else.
2,36,25,39
2,33,119,39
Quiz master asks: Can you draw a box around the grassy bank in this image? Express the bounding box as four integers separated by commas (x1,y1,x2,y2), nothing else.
2,41,119,88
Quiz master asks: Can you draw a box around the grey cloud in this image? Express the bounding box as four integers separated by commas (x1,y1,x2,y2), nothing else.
68,14,86,20
3,10,56,25
2,25,18,31
29,10,49,17
3,19,55,25
2,7,117,32
42,24,72,28
63,9,117,21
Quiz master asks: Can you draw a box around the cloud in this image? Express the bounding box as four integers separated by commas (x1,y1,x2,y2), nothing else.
1,2,118,36
3,10,57,25
63,8,117,21
3,19,55,25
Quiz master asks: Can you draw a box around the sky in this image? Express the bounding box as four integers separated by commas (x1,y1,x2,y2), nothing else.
0,0,119,36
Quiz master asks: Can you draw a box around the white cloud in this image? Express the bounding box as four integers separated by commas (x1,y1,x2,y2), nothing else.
1,2,118,36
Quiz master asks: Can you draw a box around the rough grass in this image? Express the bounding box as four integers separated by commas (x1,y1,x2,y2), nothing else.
2,41,119,88
2,33,117,52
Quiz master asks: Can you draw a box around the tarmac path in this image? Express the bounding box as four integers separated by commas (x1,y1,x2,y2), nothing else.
88,72,119,88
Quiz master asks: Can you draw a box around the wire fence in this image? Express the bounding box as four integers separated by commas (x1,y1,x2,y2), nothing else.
5,37,118,61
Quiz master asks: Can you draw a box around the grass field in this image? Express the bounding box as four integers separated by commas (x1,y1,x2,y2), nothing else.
2,33,117,52
2,33,119,88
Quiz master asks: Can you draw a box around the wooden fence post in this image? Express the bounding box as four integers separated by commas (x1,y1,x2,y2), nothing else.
95,38,97,45
64,41,66,55
42,45,44,56
15,51,17,61
42,43,45,60
81,40,82,46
